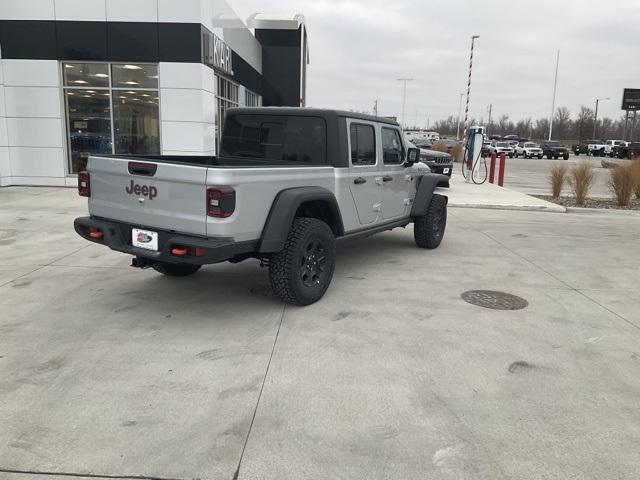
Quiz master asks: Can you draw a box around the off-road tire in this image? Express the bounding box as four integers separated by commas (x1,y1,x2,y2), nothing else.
414,194,447,249
152,262,201,277
269,218,336,306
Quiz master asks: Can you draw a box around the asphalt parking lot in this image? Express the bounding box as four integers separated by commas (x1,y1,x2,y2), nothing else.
1,187,640,480
500,155,612,197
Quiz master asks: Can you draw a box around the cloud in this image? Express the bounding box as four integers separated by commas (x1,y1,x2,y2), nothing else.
232,0,640,125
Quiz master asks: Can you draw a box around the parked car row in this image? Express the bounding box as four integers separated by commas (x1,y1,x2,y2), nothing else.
572,139,636,158
481,140,569,160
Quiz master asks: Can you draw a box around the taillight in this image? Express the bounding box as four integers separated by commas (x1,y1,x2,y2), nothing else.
78,171,91,197
207,187,235,218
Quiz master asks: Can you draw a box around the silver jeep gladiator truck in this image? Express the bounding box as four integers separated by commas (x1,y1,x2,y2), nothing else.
74,108,449,305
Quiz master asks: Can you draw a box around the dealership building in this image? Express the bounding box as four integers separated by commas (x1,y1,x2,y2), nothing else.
0,0,308,186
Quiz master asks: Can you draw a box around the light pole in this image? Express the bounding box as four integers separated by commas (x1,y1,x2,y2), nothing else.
456,92,463,140
548,50,560,140
462,35,480,144
397,78,413,129
592,97,610,139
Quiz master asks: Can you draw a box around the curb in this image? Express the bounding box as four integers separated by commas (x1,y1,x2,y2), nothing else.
564,206,640,215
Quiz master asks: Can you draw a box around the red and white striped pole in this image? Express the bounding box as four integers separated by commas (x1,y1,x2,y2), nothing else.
462,35,480,147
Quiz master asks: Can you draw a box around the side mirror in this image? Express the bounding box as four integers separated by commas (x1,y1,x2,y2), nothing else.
405,147,420,167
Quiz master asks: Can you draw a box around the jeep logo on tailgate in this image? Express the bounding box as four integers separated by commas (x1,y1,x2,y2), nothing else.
126,180,157,200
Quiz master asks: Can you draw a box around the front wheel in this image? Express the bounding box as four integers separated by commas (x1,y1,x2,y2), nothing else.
152,262,201,277
414,194,447,249
269,218,336,306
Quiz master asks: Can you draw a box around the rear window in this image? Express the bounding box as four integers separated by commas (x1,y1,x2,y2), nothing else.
221,114,327,164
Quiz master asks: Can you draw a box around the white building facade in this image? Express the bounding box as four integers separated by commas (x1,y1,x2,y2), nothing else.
0,0,308,186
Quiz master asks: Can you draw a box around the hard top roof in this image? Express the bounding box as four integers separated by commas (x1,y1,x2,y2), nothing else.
227,107,399,126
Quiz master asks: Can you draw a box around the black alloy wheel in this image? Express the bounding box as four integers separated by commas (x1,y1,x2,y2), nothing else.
300,238,328,288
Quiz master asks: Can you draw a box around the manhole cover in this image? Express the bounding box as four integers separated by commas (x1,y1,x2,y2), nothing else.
461,290,528,310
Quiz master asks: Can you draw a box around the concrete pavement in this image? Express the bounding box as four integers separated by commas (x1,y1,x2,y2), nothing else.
1,187,640,480
447,173,566,212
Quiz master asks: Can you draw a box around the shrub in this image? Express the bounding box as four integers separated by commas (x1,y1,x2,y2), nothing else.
567,162,595,205
549,164,567,199
632,158,640,200
608,163,637,206
431,142,448,153
450,143,464,163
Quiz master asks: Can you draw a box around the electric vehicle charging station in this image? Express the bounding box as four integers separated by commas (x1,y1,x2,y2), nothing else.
463,125,487,184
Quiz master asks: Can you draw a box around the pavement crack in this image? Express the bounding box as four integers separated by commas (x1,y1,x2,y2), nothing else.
0,467,186,480
231,304,286,480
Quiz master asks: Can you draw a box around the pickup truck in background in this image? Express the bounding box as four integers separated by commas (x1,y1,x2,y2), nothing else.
603,140,628,157
74,108,449,305
572,139,600,156
612,142,640,159
587,140,607,156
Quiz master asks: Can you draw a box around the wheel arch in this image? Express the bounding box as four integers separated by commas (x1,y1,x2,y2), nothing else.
258,187,344,253
410,174,450,217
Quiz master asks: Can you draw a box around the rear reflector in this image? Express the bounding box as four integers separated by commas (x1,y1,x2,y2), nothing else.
195,247,206,257
78,171,91,197
171,247,189,256
88,229,103,239
207,187,235,218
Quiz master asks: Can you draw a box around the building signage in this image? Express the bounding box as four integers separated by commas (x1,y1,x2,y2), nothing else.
202,31,234,76
621,88,640,110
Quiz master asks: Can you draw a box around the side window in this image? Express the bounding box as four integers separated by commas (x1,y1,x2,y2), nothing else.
350,123,376,165
381,128,404,164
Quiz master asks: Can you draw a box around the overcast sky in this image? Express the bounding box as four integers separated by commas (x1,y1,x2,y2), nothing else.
232,0,639,128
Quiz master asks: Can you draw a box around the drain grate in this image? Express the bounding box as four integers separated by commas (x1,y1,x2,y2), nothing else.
461,290,528,310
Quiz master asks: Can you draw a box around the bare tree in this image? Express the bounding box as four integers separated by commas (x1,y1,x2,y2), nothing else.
553,107,572,140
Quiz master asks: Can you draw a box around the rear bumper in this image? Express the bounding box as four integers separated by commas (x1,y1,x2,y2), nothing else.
74,216,257,265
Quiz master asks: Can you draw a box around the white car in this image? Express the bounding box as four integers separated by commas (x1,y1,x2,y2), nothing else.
515,142,543,159
488,141,515,158
603,140,628,157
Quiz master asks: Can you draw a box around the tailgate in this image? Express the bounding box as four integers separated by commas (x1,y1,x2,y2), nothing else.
88,157,207,236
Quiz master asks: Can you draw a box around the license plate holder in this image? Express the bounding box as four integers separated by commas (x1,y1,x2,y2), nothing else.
132,228,159,251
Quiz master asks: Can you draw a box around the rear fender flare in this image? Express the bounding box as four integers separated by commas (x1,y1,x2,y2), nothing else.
259,187,344,253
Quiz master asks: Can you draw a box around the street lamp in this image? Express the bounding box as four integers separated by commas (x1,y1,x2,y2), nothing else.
593,97,610,139
397,78,414,129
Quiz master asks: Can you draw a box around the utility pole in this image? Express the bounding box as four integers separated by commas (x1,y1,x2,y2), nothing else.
462,35,480,144
456,93,463,140
487,104,493,136
593,97,610,139
548,49,560,141
373,100,378,117
397,78,413,129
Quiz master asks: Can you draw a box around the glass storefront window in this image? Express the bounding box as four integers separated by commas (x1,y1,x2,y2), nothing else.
111,64,159,89
63,62,160,173
113,91,160,154
65,90,112,173
63,63,110,88
216,76,240,153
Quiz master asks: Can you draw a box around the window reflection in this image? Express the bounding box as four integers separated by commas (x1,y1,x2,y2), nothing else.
63,63,110,88
63,62,160,172
65,91,112,172
113,91,160,155
111,64,159,89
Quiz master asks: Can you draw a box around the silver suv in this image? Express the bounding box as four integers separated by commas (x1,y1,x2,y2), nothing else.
74,108,449,305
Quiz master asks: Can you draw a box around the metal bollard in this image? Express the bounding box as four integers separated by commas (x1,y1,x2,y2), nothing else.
489,152,497,183
498,153,506,187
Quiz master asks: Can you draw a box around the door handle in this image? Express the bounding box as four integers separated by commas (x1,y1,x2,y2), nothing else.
382,175,393,182
353,177,367,185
